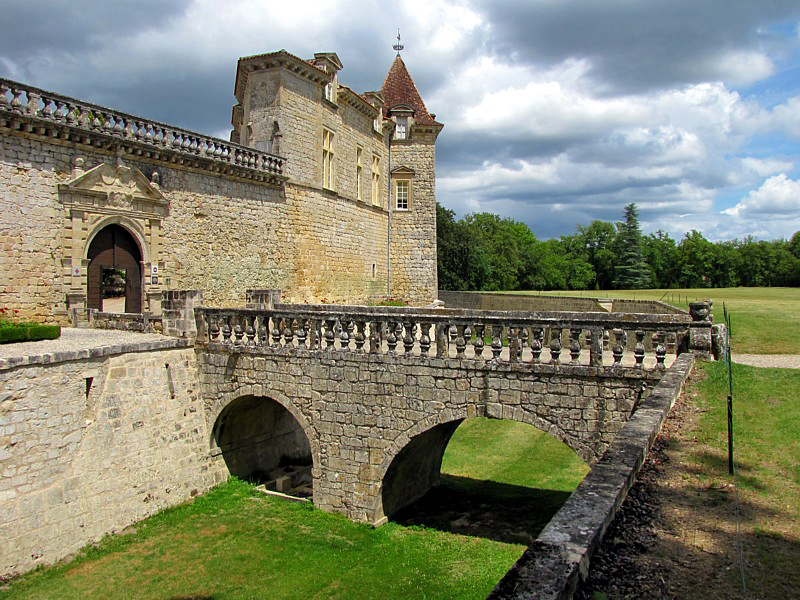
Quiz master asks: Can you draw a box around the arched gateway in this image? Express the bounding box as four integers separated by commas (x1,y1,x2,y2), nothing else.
86,224,143,313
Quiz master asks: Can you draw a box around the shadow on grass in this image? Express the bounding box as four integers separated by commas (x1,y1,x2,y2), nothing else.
390,474,573,546
684,447,766,493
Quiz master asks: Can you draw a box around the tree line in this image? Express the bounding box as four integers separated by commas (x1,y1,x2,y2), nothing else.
437,202,800,291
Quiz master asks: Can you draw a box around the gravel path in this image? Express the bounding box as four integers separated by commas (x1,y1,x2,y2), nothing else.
731,353,800,369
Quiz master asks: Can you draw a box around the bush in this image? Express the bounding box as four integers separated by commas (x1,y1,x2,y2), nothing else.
0,323,61,344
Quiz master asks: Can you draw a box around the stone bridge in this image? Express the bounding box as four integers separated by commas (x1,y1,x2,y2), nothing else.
195,304,700,525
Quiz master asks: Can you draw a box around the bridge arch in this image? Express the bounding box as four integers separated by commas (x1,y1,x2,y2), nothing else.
370,406,590,524
208,387,320,493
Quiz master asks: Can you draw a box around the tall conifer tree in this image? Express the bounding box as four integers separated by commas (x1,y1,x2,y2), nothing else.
613,203,651,289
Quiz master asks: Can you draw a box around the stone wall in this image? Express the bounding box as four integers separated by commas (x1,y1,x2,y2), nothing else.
0,129,421,322
0,345,225,577
439,291,604,312
390,138,438,303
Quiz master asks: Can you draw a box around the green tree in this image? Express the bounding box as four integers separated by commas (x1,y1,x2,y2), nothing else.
642,230,678,288
436,203,489,290
612,203,650,289
460,212,541,290
677,230,715,287
576,220,617,289
789,231,800,260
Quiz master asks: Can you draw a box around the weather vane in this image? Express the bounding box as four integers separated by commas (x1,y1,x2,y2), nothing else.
393,29,404,56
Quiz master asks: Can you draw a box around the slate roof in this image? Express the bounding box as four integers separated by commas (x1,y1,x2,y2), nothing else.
381,55,441,126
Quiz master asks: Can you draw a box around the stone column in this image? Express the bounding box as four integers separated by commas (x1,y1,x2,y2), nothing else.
688,300,713,359
161,290,203,338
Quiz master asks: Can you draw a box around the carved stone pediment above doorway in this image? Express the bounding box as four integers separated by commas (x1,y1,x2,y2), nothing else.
57,157,167,318
58,160,168,217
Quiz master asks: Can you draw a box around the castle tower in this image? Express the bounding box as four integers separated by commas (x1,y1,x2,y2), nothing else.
382,53,443,302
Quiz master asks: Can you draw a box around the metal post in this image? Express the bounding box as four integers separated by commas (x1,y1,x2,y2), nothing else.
387,129,393,298
725,303,734,475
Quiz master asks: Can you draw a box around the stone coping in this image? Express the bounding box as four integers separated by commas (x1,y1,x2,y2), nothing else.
489,351,695,599
0,329,191,370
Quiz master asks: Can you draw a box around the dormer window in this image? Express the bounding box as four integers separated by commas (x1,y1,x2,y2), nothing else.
395,117,408,140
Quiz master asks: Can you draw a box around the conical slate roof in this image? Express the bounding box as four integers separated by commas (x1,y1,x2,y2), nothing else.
381,55,440,126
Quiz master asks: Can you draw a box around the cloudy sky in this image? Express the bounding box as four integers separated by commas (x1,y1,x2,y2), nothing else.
2,0,799,241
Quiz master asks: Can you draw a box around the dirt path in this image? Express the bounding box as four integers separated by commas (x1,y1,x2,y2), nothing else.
576,376,750,599
731,354,800,369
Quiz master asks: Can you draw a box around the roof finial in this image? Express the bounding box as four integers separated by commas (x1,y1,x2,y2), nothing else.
393,29,404,56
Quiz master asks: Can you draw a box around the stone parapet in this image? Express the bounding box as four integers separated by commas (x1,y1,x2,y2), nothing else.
0,79,286,186
195,304,693,371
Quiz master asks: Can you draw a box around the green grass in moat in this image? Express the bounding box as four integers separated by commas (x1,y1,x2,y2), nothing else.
511,287,800,354
0,422,586,600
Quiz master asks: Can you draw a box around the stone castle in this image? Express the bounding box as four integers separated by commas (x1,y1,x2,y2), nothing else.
0,49,442,322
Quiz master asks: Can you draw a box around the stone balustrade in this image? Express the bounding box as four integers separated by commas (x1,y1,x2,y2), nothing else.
195,304,694,371
0,78,285,184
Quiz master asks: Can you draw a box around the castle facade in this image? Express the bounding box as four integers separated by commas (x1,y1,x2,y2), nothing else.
0,50,442,322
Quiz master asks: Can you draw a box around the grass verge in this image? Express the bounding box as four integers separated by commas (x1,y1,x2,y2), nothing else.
649,360,799,596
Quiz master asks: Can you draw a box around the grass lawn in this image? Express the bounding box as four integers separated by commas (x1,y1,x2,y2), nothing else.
517,287,800,354
0,422,586,599
651,359,800,596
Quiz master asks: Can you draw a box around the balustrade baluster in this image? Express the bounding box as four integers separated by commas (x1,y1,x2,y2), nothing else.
520,327,529,361
322,319,336,350
569,328,582,365
634,329,645,369
454,324,467,359
41,97,54,119
245,316,256,347
491,326,503,361
10,88,23,112
403,322,415,355
369,320,382,354
386,321,398,355
283,318,295,347
472,324,485,359
418,323,431,355
26,92,39,116
257,315,268,346
271,317,283,348
589,328,603,367
654,331,667,370
221,317,232,345
0,83,9,109
64,103,76,125
295,319,307,348
508,326,521,362
113,116,124,135
549,328,562,365
208,318,220,343
339,319,351,351
612,329,625,366
354,321,366,352
233,321,244,347
531,327,543,364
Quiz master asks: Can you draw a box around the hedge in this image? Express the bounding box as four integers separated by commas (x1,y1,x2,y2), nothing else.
0,323,62,344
